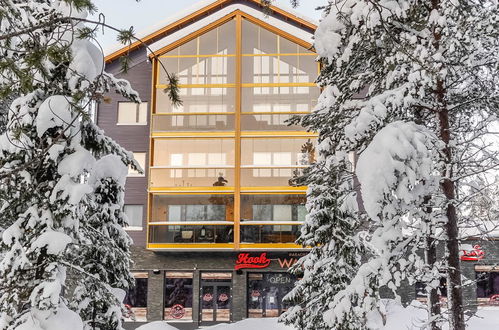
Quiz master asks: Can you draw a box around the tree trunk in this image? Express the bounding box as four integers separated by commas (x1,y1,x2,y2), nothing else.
438,105,465,330
426,237,442,330
431,0,466,327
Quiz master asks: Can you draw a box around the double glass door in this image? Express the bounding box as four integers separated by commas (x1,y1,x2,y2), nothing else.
200,273,232,324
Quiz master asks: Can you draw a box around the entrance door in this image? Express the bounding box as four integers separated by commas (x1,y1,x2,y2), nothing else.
200,273,232,324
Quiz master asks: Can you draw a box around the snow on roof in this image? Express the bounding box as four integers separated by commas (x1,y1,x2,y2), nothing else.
147,3,314,56
104,0,317,57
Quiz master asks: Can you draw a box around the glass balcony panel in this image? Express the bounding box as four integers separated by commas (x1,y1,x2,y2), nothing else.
240,167,306,187
241,138,316,166
151,194,234,222
241,87,319,112
241,113,304,131
150,168,235,188
242,19,277,55
156,88,235,113
240,225,301,244
149,225,234,244
158,57,235,85
152,114,235,132
240,194,306,222
153,139,235,167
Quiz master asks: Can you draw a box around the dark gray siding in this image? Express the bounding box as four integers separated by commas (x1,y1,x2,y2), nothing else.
97,48,151,247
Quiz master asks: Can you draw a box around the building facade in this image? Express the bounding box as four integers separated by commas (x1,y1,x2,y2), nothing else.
99,1,499,329
100,1,318,328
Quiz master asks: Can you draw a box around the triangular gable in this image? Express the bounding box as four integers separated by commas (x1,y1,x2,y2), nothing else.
148,4,314,58
104,0,316,63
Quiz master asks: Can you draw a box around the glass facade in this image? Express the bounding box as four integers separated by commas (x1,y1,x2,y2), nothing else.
148,16,317,249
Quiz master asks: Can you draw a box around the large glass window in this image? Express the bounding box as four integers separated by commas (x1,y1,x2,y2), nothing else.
164,272,193,321
241,194,306,223
241,87,319,113
153,114,235,132
247,273,297,318
151,195,234,222
124,273,148,322
156,87,235,114
151,139,235,188
149,225,233,244
159,56,235,86
153,139,234,167
241,138,315,187
240,224,300,244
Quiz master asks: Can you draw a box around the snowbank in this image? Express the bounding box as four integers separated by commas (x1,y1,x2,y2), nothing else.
132,301,499,330
200,318,294,330
136,321,179,330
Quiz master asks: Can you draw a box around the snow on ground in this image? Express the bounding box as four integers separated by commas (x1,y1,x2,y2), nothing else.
136,301,499,330
136,321,179,330
200,318,294,330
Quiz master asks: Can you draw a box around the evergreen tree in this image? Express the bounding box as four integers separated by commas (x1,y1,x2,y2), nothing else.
281,1,499,330
0,1,154,329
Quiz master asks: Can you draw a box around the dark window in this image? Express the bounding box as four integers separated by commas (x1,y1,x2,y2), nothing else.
247,273,297,318
164,272,194,320
476,272,499,298
123,275,148,322
124,277,148,308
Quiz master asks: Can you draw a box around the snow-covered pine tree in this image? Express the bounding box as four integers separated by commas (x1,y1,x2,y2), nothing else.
280,149,366,330
70,153,133,330
0,1,148,329
281,1,499,330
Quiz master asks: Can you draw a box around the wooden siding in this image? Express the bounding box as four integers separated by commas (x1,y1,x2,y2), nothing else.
97,48,151,246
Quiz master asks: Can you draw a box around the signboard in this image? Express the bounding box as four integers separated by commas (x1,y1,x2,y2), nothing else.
235,253,271,270
460,244,484,261
170,304,185,319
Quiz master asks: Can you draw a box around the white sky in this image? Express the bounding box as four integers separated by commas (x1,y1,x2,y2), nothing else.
91,0,325,51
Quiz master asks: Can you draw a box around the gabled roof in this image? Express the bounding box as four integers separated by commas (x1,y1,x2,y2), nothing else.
104,0,317,63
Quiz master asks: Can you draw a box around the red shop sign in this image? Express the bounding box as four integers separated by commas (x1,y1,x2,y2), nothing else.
235,252,271,270
460,245,484,261
170,304,185,319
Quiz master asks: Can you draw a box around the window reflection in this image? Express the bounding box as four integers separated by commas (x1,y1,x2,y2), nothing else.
153,114,234,132
241,87,318,112
476,271,499,305
241,194,306,222
156,88,235,114
241,138,316,167
248,273,297,318
124,273,148,322
164,272,193,321
149,225,234,244
240,225,300,244
151,195,233,222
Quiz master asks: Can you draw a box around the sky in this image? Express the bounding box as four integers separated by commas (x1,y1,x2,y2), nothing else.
90,0,325,52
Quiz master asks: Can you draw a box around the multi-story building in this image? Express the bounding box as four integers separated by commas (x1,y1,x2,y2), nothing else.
100,1,499,329
100,1,318,328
